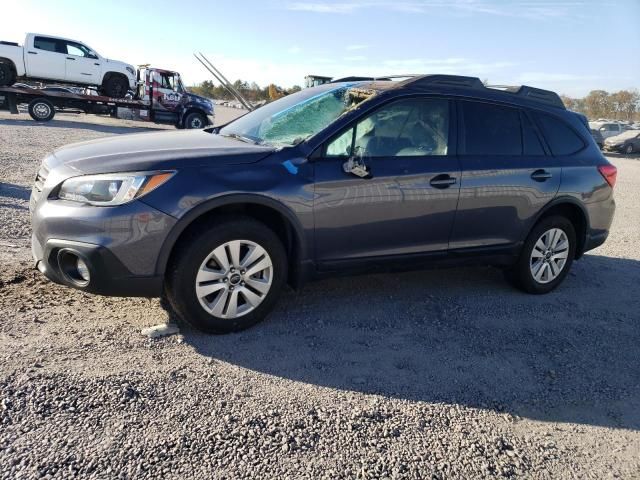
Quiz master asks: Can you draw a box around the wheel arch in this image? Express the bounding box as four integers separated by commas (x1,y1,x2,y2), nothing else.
101,71,129,86
0,57,18,80
180,106,210,127
156,194,308,288
529,197,590,258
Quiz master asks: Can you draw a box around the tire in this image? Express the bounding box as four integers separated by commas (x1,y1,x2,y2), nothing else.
0,62,16,86
165,217,288,333
505,215,576,294
28,98,55,122
102,74,129,98
625,144,634,155
183,112,207,129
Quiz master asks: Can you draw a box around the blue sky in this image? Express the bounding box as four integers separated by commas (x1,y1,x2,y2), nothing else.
5,0,640,96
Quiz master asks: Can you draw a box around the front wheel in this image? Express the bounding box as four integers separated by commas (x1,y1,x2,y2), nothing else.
505,215,576,294
165,218,287,333
625,144,634,155
183,112,207,129
102,75,129,98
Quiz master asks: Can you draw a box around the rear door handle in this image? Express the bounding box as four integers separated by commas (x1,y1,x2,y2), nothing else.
28,51,37,55
531,169,553,181
94,63,100,66
66,57,76,60
430,174,457,188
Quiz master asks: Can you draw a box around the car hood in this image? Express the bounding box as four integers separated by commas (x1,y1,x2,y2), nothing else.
45,129,276,177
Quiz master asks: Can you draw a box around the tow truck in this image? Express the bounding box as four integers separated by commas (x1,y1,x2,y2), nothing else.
0,66,215,128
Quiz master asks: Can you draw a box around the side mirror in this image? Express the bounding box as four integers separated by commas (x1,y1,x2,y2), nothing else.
342,154,371,178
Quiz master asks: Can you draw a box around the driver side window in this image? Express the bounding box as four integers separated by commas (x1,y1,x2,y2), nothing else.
326,98,450,157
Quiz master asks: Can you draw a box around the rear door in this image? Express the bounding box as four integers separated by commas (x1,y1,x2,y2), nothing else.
449,100,560,250
313,96,461,263
63,40,100,85
26,36,66,81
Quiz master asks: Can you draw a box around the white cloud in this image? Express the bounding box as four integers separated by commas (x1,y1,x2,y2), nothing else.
287,2,359,13
346,44,368,51
343,56,367,62
285,1,580,19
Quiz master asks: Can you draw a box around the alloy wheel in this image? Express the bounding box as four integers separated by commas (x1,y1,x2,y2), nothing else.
195,240,273,319
529,228,570,284
33,103,51,119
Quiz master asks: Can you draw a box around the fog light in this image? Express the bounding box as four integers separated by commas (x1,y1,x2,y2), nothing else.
76,258,90,282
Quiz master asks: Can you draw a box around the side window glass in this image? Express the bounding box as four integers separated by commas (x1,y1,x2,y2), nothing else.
34,37,59,53
325,98,449,158
326,127,354,157
66,43,85,57
462,101,522,155
521,112,545,155
534,113,585,156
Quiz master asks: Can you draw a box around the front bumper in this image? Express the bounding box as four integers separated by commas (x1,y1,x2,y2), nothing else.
603,145,623,152
32,236,163,297
31,196,176,297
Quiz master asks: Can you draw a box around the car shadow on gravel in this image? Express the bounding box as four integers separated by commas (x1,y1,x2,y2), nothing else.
178,254,640,431
0,118,161,135
0,182,31,201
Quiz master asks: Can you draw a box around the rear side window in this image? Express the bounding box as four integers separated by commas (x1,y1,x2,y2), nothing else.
521,112,545,155
534,113,585,155
461,101,521,155
34,36,60,53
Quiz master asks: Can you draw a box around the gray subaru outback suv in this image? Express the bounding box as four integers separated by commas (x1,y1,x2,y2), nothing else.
30,75,616,333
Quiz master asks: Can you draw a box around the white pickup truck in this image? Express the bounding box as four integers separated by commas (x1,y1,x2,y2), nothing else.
0,33,137,98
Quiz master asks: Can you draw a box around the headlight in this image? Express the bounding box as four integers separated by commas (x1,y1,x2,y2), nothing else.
57,171,175,206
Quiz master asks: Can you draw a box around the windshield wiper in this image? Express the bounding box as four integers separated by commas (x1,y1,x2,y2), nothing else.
221,133,261,145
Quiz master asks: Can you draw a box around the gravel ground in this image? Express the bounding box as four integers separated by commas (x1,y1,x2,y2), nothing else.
0,110,639,479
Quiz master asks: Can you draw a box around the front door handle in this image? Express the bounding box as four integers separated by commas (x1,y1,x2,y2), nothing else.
66,57,76,61
430,174,457,188
28,51,38,55
531,169,553,181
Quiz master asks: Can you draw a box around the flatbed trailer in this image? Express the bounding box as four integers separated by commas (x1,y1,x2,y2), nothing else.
0,66,216,128
0,85,150,121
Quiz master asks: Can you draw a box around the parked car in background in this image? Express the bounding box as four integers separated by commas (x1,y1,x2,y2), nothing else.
604,130,640,154
590,121,625,139
30,74,616,333
0,33,136,97
590,128,604,149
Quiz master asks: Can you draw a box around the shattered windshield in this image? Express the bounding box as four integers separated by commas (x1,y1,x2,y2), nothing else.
219,83,373,147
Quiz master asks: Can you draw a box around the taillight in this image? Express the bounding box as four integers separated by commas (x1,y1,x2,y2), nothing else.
598,164,617,188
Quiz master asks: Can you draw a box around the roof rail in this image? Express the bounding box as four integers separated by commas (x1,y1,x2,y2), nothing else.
402,74,485,89
401,74,566,109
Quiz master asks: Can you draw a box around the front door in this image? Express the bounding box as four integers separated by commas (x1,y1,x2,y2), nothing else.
449,101,561,250
313,97,460,264
63,40,101,85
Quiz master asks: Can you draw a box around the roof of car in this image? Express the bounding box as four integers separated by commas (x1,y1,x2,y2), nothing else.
339,74,567,111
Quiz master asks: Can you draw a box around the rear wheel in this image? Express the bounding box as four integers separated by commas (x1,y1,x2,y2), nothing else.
102,74,129,98
505,215,576,294
165,217,287,333
0,62,16,86
625,144,634,155
28,98,55,122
